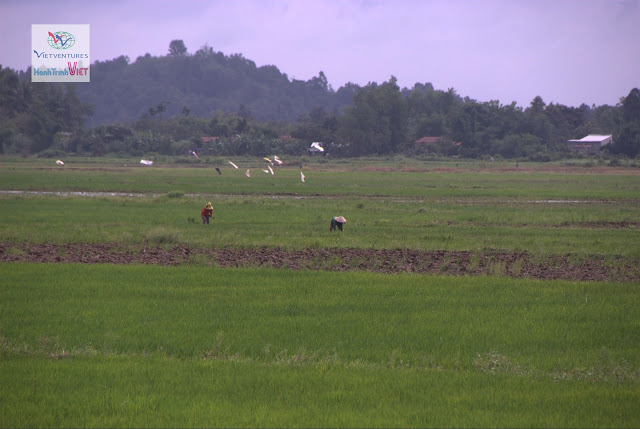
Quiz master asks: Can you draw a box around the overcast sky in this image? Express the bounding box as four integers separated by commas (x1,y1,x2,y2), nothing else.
1,0,638,108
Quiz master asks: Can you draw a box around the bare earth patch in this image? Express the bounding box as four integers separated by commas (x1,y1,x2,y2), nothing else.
2,243,638,282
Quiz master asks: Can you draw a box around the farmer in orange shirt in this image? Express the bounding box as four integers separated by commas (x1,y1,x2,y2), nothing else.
201,202,214,224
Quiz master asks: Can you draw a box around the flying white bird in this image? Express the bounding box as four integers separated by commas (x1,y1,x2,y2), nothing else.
268,165,274,175
140,160,153,165
228,161,239,169
190,150,199,158
273,155,283,165
262,169,269,174
300,171,305,182
263,157,272,163
245,169,251,177
311,142,324,152
55,160,64,165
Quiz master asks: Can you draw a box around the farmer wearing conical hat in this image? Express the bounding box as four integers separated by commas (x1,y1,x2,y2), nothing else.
330,216,346,232
201,202,214,224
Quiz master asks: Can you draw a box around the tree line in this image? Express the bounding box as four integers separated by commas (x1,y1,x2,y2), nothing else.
1,39,639,159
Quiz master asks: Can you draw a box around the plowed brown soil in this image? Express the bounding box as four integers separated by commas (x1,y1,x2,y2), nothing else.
2,242,638,282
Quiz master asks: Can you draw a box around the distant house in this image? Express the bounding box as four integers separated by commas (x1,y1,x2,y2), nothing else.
55,131,73,141
201,136,220,144
414,136,441,145
414,136,461,149
567,134,612,154
54,132,73,146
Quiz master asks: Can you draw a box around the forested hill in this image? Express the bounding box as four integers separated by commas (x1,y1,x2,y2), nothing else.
2,39,639,159
74,41,359,126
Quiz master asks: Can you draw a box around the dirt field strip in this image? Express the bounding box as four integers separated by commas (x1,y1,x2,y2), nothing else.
2,242,638,282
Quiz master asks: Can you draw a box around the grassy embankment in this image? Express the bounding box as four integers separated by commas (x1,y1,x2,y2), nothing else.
1,264,639,427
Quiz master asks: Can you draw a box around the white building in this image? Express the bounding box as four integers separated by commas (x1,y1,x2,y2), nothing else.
567,134,613,154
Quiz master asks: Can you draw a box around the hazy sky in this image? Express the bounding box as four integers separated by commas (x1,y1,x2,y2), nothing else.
1,0,639,108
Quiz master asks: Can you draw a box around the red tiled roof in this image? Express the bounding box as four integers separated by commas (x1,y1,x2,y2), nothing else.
414,136,440,144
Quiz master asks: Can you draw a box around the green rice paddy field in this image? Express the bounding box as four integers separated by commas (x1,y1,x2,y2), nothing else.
1,157,639,427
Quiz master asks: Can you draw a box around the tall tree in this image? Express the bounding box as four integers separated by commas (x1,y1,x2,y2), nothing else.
0,67,90,154
622,88,640,123
529,95,546,113
612,88,640,157
338,76,406,155
168,40,187,56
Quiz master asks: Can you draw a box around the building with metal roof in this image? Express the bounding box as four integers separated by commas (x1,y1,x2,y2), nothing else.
567,134,613,154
